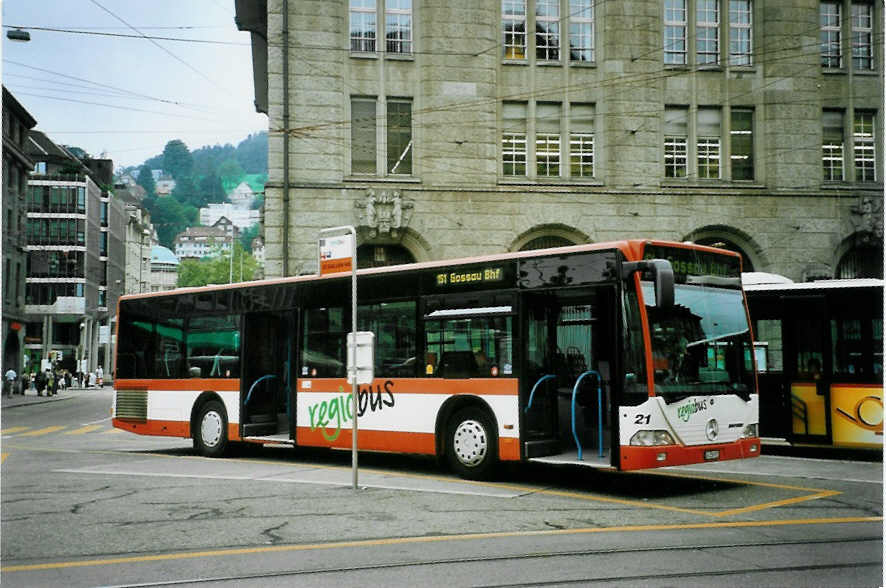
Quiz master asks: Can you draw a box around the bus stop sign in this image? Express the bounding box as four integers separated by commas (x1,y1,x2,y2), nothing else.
347,331,375,385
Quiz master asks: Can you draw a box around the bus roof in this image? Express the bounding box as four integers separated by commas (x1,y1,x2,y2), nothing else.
119,239,740,302
743,277,884,292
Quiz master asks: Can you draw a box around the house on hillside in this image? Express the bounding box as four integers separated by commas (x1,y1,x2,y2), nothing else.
227,181,254,208
155,177,176,196
173,219,239,261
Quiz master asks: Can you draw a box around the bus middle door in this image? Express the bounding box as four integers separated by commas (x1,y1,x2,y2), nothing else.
784,295,832,444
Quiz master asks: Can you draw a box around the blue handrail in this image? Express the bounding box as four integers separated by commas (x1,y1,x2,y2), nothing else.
245,374,278,406
524,374,556,413
571,370,604,460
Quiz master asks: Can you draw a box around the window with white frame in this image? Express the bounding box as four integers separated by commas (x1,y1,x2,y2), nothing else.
503,0,527,59
351,97,378,174
503,102,528,176
536,102,561,177
568,0,594,62
851,2,873,70
386,0,412,54
820,1,842,68
822,109,845,181
730,108,754,180
664,107,688,177
697,108,721,179
350,0,377,53
728,0,753,65
387,99,412,175
536,0,560,61
569,103,594,177
697,0,720,65
853,111,875,182
664,0,688,65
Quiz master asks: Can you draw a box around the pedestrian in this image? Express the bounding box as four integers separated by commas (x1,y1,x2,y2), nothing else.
29,371,36,394
46,369,55,396
96,365,104,387
4,367,16,398
88,370,96,388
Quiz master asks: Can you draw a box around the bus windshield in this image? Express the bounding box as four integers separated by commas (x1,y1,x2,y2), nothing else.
643,281,754,402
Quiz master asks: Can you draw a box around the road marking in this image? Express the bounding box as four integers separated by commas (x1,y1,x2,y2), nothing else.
65,425,103,435
0,426,30,434
1,453,7,464
2,516,881,574
80,417,112,426
16,426,66,437
103,428,125,434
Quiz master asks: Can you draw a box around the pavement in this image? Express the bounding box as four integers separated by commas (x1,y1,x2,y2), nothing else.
1,384,105,409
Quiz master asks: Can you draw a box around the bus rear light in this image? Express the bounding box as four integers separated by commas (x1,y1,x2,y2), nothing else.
749,443,758,453
741,423,758,438
656,452,667,462
630,430,675,446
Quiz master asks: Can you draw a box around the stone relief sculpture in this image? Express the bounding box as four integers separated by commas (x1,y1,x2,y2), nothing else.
356,189,414,238
849,195,883,245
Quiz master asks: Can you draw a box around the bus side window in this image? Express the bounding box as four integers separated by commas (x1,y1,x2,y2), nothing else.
358,301,417,378
302,306,347,378
424,315,512,378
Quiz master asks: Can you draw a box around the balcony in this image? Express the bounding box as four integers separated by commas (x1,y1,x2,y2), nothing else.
29,173,87,184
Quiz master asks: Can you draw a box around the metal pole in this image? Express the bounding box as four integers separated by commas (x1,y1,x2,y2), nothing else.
318,226,359,489
229,233,234,283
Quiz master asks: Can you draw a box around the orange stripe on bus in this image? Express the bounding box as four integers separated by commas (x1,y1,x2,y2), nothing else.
300,378,519,396
112,418,240,441
115,379,240,391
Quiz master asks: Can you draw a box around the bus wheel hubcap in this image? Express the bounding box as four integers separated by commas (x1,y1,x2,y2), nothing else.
453,419,487,467
201,411,222,447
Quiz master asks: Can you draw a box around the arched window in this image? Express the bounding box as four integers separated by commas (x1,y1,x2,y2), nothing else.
357,244,415,269
837,246,883,279
519,235,575,251
695,237,754,272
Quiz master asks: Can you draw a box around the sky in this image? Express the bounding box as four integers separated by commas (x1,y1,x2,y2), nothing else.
1,0,267,170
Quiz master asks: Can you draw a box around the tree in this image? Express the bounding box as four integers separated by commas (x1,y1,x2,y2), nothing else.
239,223,260,252
217,157,244,183
177,241,258,287
162,140,193,179
171,175,206,209
136,165,156,199
150,197,191,248
198,172,225,204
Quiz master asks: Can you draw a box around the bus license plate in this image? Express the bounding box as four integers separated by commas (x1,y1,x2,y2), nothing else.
704,450,720,461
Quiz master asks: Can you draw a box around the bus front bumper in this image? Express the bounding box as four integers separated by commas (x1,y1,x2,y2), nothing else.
619,437,760,471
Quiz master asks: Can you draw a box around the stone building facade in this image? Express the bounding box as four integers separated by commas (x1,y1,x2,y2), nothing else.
236,0,883,280
2,87,36,377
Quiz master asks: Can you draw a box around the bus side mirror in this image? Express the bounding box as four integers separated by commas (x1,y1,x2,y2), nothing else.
622,259,675,308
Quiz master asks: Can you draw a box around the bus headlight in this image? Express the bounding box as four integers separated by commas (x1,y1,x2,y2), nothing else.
741,423,758,438
630,430,675,446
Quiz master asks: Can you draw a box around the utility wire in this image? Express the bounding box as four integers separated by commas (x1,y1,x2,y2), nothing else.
2,24,249,45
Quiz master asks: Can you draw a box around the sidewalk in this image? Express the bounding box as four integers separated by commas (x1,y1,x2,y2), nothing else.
1,385,99,409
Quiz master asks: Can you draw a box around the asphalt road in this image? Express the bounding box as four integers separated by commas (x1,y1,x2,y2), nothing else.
1,388,882,587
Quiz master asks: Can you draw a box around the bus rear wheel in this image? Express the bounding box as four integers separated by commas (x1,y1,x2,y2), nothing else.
446,407,497,479
194,400,228,458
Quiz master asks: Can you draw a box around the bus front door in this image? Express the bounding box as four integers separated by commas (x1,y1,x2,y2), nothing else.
784,296,832,445
522,291,612,464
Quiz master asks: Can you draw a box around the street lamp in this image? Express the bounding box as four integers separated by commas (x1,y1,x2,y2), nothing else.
6,28,31,42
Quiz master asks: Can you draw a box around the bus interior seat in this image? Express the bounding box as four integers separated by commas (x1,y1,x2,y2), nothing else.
437,351,478,378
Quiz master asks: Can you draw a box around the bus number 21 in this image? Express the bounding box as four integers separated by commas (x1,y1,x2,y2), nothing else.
634,414,651,425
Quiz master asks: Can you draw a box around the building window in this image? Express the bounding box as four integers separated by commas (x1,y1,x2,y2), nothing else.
351,97,377,174
697,0,720,65
569,103,595,178
386,0,412,54
503,102,528,176
34,161,46,174
854,111,875,182
100,232,109,257
664,107,688,177
536,103,561,177
536,0,560,61
697,108,721,179
350,0,377,53
728,0,753,65
664,0,687,65
823,110,845,181
503,0,527,59
820,1,842,68
568,0,594,62
730,108,754,180
387,99,412,175
851,2,873,70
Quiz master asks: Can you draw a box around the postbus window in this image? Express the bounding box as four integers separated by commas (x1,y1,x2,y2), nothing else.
117,316,153,378
792,318,824,380
302,306,347,378
187,315,240,378
621,288,648,404
753,319,783,373
153,318,184,378
358,301,416,377
424,311,513,378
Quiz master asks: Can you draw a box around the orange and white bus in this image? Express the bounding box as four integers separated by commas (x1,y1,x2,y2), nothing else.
744,276,883,450
113,239,760,478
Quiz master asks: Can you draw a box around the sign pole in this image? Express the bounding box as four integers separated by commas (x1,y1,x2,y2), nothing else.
319,226,359,489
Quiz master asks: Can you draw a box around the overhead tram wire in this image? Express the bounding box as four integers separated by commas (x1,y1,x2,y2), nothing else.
1,25,249,46
87,0,229,91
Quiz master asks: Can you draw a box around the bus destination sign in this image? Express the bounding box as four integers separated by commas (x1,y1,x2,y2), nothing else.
435,266,504,287
643,245,741,283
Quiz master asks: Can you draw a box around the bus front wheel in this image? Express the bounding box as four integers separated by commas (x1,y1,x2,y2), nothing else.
194,400,228,458
446,407,497,479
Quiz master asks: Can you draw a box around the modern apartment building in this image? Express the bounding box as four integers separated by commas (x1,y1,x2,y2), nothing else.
2,86,37,376
24,131,125,376
236,0,883,280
